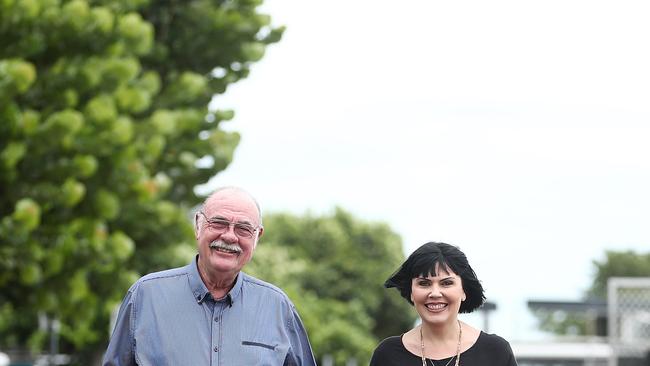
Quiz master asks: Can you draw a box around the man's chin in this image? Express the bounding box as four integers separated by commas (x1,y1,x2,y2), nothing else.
210,254,244,271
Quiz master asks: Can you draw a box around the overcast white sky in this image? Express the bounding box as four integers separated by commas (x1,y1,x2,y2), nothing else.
207,0,650,340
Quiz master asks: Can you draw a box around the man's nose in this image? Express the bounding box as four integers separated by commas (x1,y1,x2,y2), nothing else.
220,225,238,242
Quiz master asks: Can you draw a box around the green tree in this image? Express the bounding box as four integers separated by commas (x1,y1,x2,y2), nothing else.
246,208,416,365
588,250,650,298
0,0,282,361
533,249,650,336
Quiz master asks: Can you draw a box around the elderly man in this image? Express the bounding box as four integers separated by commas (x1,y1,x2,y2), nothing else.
103,187,316,365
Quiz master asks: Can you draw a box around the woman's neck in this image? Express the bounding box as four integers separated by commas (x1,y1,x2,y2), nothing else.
420,318,461,344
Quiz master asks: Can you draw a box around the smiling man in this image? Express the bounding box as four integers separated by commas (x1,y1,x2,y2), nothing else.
103,187,317,366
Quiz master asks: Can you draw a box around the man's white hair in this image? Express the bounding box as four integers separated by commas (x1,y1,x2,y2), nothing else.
201,186,262,225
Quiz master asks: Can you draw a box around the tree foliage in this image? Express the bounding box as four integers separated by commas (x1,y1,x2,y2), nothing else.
587,250,650,298
246,208,416,365
532,307,592,336
0,0,282,359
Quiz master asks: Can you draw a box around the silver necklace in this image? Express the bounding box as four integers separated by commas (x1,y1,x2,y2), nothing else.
425,356,455,366
420,319,462,366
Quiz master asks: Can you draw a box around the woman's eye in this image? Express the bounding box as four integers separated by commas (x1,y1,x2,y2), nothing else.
442,281,454,286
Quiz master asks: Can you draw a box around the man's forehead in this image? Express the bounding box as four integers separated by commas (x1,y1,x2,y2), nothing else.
204,190,259,218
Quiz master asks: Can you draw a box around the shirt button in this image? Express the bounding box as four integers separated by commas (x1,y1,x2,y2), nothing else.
214,317,219,322
213,346,218,352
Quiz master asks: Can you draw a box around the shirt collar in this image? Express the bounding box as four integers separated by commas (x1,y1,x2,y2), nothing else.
189,255,243,306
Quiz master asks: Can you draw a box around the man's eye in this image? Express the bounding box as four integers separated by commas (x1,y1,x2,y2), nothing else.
209,220,229,229
235,224,254,234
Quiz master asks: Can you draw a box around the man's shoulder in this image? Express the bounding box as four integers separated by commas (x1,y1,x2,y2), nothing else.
141,264,190,281
130,264,192,291
240,272,291,300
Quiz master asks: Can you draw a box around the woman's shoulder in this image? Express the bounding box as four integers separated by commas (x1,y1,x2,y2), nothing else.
472,331,514,353
374,335,404,351
370,335,414,366
478,332,511,345
461,331,516,364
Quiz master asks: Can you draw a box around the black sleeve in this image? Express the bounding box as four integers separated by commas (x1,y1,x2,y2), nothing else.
369,336,405,366
505,340,518,366
469,332,518,366
369,342,389,366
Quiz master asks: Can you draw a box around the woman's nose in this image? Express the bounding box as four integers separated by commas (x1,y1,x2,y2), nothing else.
428,286,442,298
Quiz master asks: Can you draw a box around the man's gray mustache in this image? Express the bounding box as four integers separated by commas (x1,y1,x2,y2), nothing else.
209,240,242,253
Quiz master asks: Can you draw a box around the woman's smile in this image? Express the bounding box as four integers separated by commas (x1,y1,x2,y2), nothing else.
424,302,448,312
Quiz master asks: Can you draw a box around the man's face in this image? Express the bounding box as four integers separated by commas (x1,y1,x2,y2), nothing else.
196,190,263,279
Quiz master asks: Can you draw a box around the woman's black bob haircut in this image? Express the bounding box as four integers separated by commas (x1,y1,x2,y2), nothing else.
384,242,485,313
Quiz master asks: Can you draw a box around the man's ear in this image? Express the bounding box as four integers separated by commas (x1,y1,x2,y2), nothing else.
194,212,200,239
252,227,264,249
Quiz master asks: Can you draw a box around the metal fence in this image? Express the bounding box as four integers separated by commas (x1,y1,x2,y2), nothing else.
607,277,650,366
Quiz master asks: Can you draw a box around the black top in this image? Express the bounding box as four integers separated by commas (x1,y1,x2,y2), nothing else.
369,331,517,366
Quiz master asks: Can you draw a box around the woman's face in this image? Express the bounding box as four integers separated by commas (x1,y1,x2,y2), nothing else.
410,263,466,325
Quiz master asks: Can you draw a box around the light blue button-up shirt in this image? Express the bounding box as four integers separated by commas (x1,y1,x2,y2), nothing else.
102,257,316,366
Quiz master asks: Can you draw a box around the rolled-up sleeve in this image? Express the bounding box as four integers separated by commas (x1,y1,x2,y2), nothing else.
285,304,316,366
102,290,136,366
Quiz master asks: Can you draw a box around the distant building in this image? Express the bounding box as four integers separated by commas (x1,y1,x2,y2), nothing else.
513,278,650,366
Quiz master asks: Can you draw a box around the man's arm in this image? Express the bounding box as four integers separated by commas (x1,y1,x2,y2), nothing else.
102,290,136,366
284,304,317,366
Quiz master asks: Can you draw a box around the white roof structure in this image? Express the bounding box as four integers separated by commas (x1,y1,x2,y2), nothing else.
512,341,612,359
0,352,9,366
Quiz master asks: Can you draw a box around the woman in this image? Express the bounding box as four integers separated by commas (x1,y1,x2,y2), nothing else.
370,242,517,366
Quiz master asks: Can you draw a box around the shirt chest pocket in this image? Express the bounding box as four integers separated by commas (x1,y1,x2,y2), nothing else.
240,339,289,366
